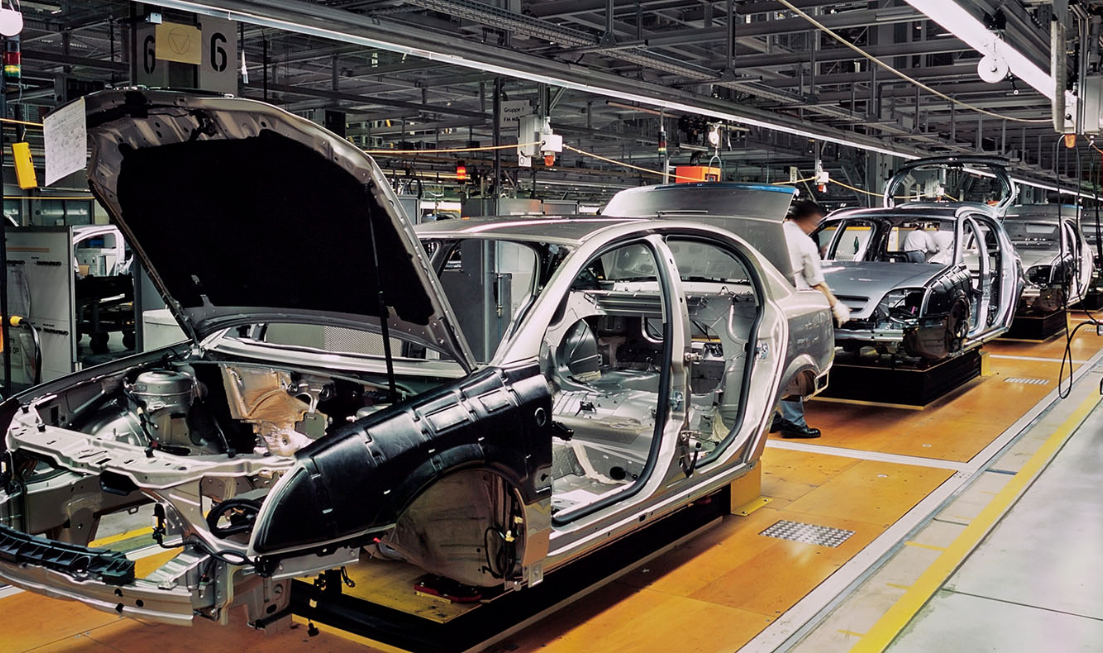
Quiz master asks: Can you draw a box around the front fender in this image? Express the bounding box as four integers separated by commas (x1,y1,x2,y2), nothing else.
249,363,552,559
780,353,829,398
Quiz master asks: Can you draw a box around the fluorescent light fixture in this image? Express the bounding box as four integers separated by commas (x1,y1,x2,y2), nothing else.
1009,176,1097,200
904,0,1054,100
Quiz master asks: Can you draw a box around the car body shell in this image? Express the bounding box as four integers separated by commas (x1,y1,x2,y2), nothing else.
816,203,1024,359
1002,204,1094,313
0,90,832,627
72,225,132,278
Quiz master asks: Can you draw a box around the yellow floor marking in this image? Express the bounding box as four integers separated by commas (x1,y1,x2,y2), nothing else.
850,392,1102,653
903,541,946,552
809,396,926,411
838,630,867,638
884,583,911,590
88,526,151,549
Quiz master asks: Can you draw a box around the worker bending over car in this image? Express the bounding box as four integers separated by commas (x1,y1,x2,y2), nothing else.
771,200,849,439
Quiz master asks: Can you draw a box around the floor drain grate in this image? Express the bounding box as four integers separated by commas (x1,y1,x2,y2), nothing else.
1003,377,1050,385
759,520,855,548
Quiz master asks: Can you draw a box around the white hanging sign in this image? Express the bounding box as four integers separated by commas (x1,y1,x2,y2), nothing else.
44,97,87,187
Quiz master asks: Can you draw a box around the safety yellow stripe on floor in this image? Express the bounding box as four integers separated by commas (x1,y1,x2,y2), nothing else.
850,391,1102,652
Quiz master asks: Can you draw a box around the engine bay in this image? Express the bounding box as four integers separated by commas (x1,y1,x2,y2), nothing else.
65,357,401,460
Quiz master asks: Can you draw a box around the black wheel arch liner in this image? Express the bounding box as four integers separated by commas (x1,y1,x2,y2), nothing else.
249,363,553,557
901,268,972,360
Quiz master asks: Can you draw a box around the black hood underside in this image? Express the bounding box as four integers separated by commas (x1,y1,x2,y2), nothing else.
115,131,433,325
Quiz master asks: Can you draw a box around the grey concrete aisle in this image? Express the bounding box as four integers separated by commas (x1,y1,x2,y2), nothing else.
889,402,1103,652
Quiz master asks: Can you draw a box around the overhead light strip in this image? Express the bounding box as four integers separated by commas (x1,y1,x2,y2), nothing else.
147,0,1092,199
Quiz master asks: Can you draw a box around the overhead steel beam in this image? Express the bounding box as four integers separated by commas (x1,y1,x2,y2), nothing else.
733,38,970,68
141,0,946,159
530,0,845,19
243,80,487,118
352,117,484,136
22,48,128,72
618,8,923,47
761,64,982,88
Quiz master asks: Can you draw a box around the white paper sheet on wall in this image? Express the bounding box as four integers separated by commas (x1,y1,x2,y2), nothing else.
43,97,87,186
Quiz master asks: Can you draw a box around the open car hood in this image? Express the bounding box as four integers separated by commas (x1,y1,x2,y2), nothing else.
82,89,474,370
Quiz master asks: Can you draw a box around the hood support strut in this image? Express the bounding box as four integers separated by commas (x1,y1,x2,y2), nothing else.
366,188,399,404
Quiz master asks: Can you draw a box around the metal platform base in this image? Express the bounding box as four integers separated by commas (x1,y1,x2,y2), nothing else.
815,349,982,409
290,488,728,653
1003,310,1067,342
1075,292,1103,311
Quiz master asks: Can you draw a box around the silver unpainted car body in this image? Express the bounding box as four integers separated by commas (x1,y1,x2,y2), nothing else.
0,90,832,628
1081,213,1103,297
72,225,132,278
816,156,1025,360
1002,204,1094,313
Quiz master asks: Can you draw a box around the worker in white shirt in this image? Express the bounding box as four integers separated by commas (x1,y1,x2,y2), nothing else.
929,230,955,265
772,200,850,439
903,225,937,258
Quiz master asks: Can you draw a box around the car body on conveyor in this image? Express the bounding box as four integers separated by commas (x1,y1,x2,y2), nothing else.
1081,211,1103,301
1002,204,1094,314
814,156,1025,361
0,90,832,628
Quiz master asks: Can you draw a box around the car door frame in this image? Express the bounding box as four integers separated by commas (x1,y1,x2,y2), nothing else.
491,230,688,535
510,225,786,571
1064,217,1094,301
658,230,784,472
962,210,1022,343
819,217,882,262
958,215,993,339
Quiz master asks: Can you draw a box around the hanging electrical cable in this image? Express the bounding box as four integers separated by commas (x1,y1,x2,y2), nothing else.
0,116,38,127
364,141,542,155
563,144,705,182
775,0,1050,125
1052,135,1098,399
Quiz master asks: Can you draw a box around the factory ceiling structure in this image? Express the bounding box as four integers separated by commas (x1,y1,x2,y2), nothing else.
9,0,1093,202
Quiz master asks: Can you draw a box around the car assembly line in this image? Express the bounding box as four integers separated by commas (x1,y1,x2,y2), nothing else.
3,3,1103,653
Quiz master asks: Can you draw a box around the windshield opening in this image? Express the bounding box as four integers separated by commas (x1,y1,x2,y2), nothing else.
817,217,956,264
425,237,568,363
1003,221,1061,247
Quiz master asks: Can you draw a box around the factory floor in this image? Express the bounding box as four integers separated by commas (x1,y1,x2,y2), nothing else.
885,400,1103,652
2,324,1102,653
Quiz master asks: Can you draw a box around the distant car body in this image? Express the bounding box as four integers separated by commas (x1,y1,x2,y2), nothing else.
72,225,131,278
1003,204,1094,313
814,157,1024,361
1081,213,1103,299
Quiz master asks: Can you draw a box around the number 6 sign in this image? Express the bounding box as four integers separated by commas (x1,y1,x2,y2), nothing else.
199,17,238,95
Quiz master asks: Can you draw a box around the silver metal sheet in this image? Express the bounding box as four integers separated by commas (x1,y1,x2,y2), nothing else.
760,520,855,548
1003,377,1051,385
